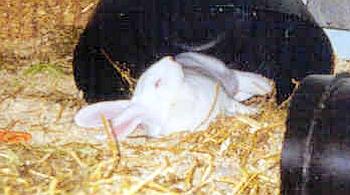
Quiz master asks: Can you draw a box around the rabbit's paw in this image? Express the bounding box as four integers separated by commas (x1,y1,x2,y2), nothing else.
226,100,259,116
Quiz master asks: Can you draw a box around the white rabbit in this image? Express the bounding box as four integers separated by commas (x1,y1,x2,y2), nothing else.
74,54,272,140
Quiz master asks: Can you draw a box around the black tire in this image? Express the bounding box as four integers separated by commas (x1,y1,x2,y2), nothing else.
281,73,350,195
73,0,333,103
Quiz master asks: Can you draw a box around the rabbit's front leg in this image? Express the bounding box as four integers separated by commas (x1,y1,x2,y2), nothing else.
225,99,258,116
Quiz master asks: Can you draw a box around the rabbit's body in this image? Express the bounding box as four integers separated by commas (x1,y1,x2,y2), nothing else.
119,57,240,137
75,55,271,139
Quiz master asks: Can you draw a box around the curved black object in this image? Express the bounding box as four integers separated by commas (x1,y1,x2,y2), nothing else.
281,73,350,195
73,0,334,103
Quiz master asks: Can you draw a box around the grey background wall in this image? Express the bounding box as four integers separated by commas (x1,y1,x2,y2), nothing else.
304,0,350,30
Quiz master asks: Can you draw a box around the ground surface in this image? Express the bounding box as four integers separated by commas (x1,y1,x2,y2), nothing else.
0,59,286,194
0,1,349,194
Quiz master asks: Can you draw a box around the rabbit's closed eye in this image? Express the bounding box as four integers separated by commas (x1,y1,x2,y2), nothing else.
154,79,162,88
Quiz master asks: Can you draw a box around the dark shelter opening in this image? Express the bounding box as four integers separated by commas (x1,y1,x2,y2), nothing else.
73,0,333,103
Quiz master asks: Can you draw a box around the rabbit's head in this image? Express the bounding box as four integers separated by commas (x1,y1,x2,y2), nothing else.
74,56,186,139
133,56,184,103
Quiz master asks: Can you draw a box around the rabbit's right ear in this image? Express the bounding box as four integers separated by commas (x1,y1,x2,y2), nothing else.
74,100,130,128
109,104,148,139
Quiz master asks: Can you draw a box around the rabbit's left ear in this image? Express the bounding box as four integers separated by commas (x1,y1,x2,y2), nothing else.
175,52,238,97
175,52,272,101
74,100,130,128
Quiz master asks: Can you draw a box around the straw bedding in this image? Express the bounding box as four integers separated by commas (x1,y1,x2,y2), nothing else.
1,1,349,194
0,64,286,194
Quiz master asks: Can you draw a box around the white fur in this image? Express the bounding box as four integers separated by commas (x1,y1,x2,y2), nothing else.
74,54,272,140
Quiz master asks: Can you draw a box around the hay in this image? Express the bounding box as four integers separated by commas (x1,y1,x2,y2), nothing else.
1,1,349,194
0,64,286,195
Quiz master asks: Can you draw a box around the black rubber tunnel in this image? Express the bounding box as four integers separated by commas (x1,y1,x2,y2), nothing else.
281,73,350,195
73,0,333,103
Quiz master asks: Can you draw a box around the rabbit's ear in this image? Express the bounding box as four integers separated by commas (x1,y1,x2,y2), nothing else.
174,52,238,97
74,100,130,128
232,70,273,101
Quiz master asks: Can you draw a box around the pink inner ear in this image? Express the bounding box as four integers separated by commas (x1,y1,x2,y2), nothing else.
112,117,142,139
74,100,130,128
110,105,147,139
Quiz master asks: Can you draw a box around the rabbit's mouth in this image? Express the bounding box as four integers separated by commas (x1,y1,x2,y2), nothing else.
124,123,150,139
